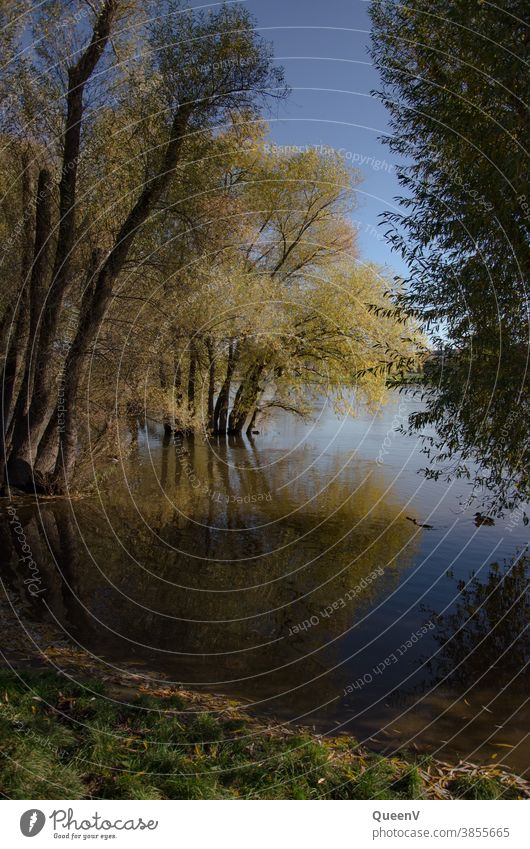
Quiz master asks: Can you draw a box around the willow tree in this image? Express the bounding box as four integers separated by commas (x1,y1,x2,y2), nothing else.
0,0,285,492
219,260,422,436
213,145,360,435
217,147,421,435
148,144,422,437
370,0,529,513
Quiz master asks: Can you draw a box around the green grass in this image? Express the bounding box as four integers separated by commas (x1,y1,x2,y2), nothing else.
0,671,523,800
446,776,511,800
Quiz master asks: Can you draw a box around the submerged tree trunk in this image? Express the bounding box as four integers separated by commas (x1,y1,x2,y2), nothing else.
160,356,173,435
213,340,238,435
174,358,183,404
162,354,184,435
228,359,266,435
187,337,197,416
206,336,216,432
227,381,244,434
246,405,259,436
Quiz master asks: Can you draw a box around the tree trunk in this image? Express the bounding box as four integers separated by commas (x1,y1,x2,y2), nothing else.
5,2,118,491
1,166,54,491
5,169,53,456
228,360,266,435
246,405,259,437
159,358,168,390
34,408,60,481
163,354,183,434
206,336,215,431
187,338,197,415
51,103,192,490
174,358,183,404
213,341,238,435
1,157,35,440
159,356,172,433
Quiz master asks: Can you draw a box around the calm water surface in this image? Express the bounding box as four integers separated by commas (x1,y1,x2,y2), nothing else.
1,393,528,771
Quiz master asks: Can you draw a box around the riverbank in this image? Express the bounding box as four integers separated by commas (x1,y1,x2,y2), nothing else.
1,586,528,801
1,666,528,800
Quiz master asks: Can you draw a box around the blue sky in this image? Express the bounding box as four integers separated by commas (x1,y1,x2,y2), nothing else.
243,0,409,279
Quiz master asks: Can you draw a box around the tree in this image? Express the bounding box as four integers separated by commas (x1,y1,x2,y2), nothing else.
155,145,422,438
0,0,285,492
370,0,529,513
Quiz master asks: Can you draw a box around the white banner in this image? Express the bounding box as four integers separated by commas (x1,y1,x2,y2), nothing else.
1,800,528,848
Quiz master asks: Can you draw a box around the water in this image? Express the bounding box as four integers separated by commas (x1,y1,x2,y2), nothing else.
1,392,528,771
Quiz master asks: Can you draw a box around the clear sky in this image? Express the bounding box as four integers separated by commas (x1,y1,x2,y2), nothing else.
243,0,409,279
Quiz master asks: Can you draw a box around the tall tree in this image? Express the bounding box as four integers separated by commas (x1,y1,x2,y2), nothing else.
370,0,529,513
1,1,285,492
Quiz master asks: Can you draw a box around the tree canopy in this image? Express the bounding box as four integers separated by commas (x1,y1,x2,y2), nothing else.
370,0,529,514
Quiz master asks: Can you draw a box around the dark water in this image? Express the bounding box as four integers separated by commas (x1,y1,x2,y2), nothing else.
1,393,528,771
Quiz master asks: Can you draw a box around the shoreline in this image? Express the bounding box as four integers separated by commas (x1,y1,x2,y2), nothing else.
1,662,528,800
1,591,528,800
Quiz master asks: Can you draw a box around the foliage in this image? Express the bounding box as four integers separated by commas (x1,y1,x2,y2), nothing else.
370,0,529,514
145,144,423,436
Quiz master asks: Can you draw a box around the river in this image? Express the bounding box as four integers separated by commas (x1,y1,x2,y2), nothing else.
1,391,528,771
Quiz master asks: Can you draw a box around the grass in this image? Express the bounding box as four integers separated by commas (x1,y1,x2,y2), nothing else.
0,670,526,800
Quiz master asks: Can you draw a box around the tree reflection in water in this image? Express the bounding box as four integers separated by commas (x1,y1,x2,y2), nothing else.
0,436,418,720
426,551,529,692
